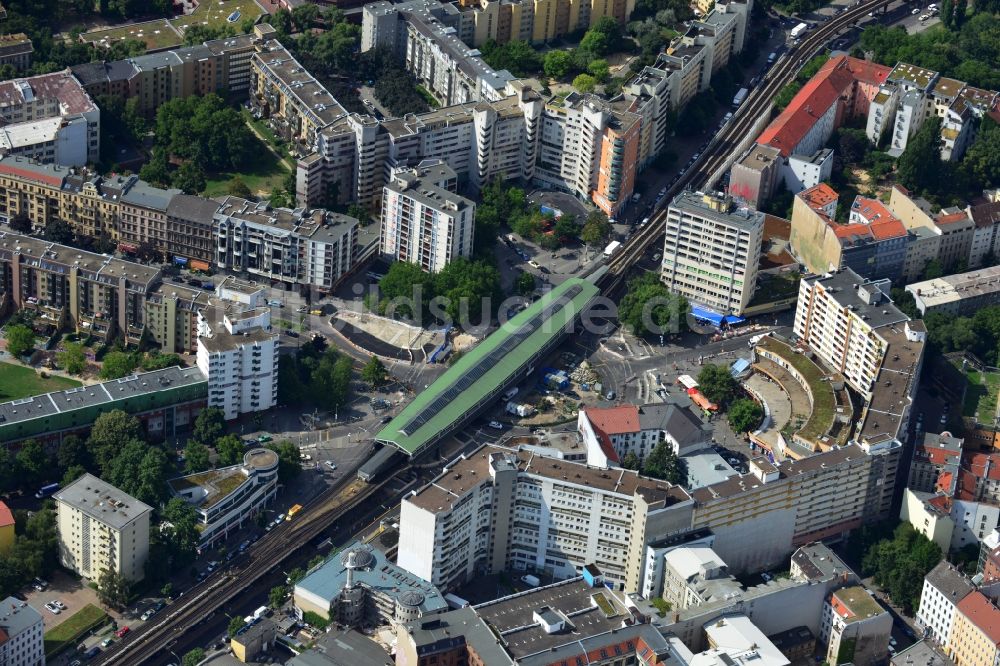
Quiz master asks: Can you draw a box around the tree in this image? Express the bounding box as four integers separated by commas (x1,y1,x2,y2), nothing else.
88,410,145,470
728,398,763,434
515,272,536,296
41,218,74,244
184,439,211,473
361,356,389,389
269,585,288,609
15,440,48,486
573,73,597,93
5,324,36,358
57,434,90,472
182,648,205,666
173,161,206,195
61,465,86,486
192,408,226,448
267,441,303,482
859,522,941,614
160,497,200,568
963,116,1000,191
286,567,306,586
544,50,573,79
96,569,130,609
310,351,354,411
642,441,685,484
216,434,245,467
921,258,944,280
618,273,689,337
697,364,738,406
9,212,32,233
103,439,167,506
0,449,18,494
621,452,640,470
100,351,138,380
588,59,611,83
479,39,541,77
580,211,612,247
227,175,253,199
228,615,246,638
57,342,87,375
898,116,943,193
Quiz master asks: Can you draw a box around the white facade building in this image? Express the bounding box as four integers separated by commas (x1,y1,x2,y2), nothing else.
577,401,711,468
0,598,44,666
54,474,152,583
168,448,279,548
915,562,975,648
380,161,475,273
661,545,740,610
819,586,892,666
0,70,100,166
661,191,764,316
196,306,279,420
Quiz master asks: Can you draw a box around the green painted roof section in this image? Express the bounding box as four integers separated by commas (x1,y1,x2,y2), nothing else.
375,277,600,456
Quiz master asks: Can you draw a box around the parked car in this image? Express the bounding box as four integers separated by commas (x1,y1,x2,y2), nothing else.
488,420,504,430
141,609,154,621
300,453,312,461
284,330,300,338
43,602,61,614
101,638,113,648
257,434,272,443
324,461,337,470
114,626,130,638
54,600,66,610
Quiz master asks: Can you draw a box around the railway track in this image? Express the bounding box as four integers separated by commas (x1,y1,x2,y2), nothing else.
95,463,408,665
600,0,891,292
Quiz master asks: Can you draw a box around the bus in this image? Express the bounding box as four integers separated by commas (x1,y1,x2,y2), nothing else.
286,504,303,521
35,483,59,499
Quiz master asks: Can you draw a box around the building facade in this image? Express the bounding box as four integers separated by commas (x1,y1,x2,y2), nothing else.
0,598,43,666
55,473,152,583
661,191,764,316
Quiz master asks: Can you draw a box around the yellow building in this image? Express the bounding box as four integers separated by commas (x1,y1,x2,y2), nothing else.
0,502,14,554
949,591,1000,666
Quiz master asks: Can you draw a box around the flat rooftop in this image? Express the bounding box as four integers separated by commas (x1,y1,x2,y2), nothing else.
375,278,600,456
805,270,909,330
169,448,277,510
399,608,514,666
791,542,855,582
855,323,923,445
474,578,630,660
907,264,1000,310
55,472,152,529
669,191,765,233
831,586,885,623
0,365,205,430
407,444,689,514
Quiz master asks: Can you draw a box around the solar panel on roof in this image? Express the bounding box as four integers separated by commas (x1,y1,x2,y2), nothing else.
397,285,583,436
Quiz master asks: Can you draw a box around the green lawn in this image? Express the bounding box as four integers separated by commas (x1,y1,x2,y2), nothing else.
83,0,264,50
0,362,81,402
203,135,292,198
757,336,836,442
82,19,181,50
44,604,109,658
956,364,1000,421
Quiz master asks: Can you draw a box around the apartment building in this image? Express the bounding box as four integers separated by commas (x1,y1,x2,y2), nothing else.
792,269,911,396
196,305,279,420
55,473,152,583
396,444,692,592
908,432,963,493
0,69,100,166
907,265,1000,316
578,401,711,468
0,598,43,666
0,33,33,71
889,185,976,273
165,194,219,267
819,586,892,666
661,191,764,316
948,592,1000,666
867,62,999,161
168,448,279,548
729,144,783,209
214,196,358,291
144,282,210,354
0,231,161,346
661,545,740,610
380,161,475,273
917,562,976,647
790,184,910,282
451,0,638,45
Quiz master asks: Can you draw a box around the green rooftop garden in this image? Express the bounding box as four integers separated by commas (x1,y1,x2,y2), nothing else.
757,336,836,442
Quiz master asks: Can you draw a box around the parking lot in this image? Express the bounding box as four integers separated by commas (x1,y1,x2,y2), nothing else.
23,570,109,632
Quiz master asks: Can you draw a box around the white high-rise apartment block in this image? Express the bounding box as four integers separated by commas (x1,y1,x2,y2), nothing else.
915,562,975,647
196,305,279,420
380,161,475,273
0,598,44,666
661,191,764,316
55,473,152,583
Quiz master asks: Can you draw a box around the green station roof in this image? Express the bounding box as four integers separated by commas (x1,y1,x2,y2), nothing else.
375,277,599,456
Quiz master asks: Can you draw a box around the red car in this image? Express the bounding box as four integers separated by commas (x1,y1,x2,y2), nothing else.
115,626,130,638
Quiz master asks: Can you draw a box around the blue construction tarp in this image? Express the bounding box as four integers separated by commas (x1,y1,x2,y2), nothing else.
691,306,745,327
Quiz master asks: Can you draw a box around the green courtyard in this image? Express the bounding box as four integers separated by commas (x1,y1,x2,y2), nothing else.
0,362,81,402
953,359,1000,422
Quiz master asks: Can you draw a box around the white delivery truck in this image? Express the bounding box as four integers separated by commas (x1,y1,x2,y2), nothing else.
732,87,749,107
604,240,622,258
790,22,809,39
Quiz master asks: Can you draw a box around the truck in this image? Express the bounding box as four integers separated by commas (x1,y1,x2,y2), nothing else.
506,402,536,417
521,574,541,587
253,606,269,621
731,87,749,107
444,593,471,609
790,22,809,39
502,387,519,401
603,240,622,258
286,504,303,521
677,374,699,390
